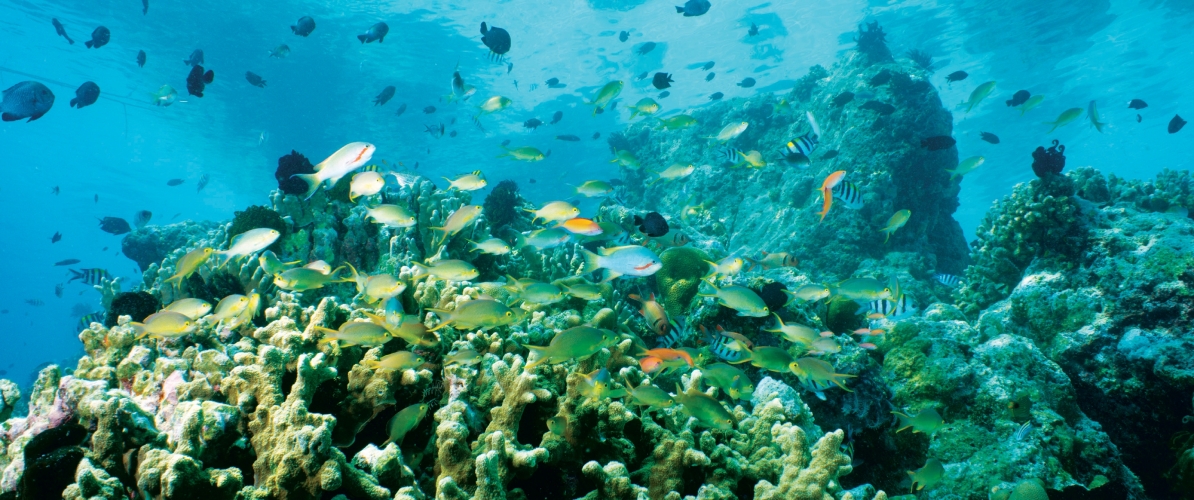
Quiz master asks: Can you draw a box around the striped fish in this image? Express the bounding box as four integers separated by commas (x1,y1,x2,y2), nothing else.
706,328,750,362
720,146,745,164
780,132,818,166
831,181,864,209
68,268,111,286
76,311,105,331
657,316,692,348
934,273,963,288
868,293,916,320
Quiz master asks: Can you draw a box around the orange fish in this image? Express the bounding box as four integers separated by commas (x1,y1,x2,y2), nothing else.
556,217,603,236
628,293,671,337
817,170,847,222
643,348,694,367
640,355,665,373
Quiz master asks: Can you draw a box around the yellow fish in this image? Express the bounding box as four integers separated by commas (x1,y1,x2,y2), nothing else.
526,201,579,223
292,142,376,199
699,280,768,317
347,264,405,303
363,313,438,347
704,257,744,277
672,383,736,430
578,368,627,401
702,363,754,400
746,251,797,271
469,238,511,255
610,150,640,169
443,171,487,191
364,351,425,371
586,80,623,114
707,121,748,142
427,299,520,331
411,260,478,282
164,247,212,285
626,384,675,410
1044,107,1084,133
559,280,604,301
650,163,695,185
132,311,196,339
960,81,996,113
656,115,697,130
737,346,794,373
273,267,346,291
504,276,566,305
907,458,945,491
349,171,386,201
880,209,911,244
733,150,766,168
315,321,392,348
547,415,568,436
444,349,482,366
476,96,511,117
217,228,280,266
164,298,211,320
946,156,984,180
524,326,619,368
498,146,545,162
628,97,660,119
831,277,892,302
765,314,828,347
575,180,614,197
430,205,483,246
258,250,299,275
892,407,945,435
382,403,429,446
783,284,830,304
789,357,856,392
210,294,250,324
365,204,417,228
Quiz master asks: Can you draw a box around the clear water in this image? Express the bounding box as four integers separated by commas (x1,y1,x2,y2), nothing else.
0,0,1191,408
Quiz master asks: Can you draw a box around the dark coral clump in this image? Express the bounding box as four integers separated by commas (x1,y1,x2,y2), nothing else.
483,180,524,232
1031,140,1067,179
185,269,250,305
906,49,934,72
789,65,829,103
228,205,288,253
106,291,162,326
853,21,893,64
275,150,315,195
756,282,788,313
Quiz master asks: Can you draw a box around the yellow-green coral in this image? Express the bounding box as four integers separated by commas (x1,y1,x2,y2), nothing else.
656,246,711,317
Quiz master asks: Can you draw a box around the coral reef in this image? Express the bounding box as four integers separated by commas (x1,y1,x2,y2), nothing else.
275,150,316,196
104,291,160,327
654,246,711,317
122,220,219,271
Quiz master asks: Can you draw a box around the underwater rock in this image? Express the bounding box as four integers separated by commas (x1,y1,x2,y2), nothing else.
481,179,526,233
1031,139,1067,179
854,21,893,65
122,220,218,271
275,150,316,196
104,291,161,326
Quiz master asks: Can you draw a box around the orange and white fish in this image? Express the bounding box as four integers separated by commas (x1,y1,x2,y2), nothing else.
555,217,603,236
817,170,847,221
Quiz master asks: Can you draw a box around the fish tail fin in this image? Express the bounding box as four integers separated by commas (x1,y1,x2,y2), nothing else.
292,173,323,199
357,34,368,43
85,40,93,48
363,359,380,370
817,188,832,222
524,344,550,368
675,5,685,13
892,411,912,431
945,169,958,180
580,248,601,274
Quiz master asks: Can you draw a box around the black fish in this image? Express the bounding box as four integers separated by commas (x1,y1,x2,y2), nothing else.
142,0,148,14
480,22,511,59
709,92,723,101
1128,99,1148,110
634,212,669,237
821,150,839,160
921,136,956,150
529,178,536,183
245,71,267,88
748,23,759,37
70,82,100,109
423,106,436,114
546,78,565,88
374,86,395,105
737,77,756,88
702,61,715,70
501,139,511,147
52,19,74,45
292,16,316,37
1006,90,1030,107
359,22,388,43
676,0,711,17
706,72,715,82
945,71,967,83
637,42,657,55
186,65,215,97
54,259,80,266
592,132,601,139
652,72,673,90
2,81,55,122
832,91,854,107
166,178,184,186
394,103,407,117
508,62,513,74
1136,114,1142,123
84,26,110,49
980,132,1000,144
556,134,580,142
869,70,891,86
524,118,543,129
658,91,670,98
183,49,204,66
424,124,445,137
51,232,61,243
55,284,64,298
136,50,146,68
859,100,895,114
97,217,131,235
449,130,457,137
94,194,98,203
619,31,629,42
550,111,563,124
51,186,59,195
1171,115,1187,134
635,71,649,81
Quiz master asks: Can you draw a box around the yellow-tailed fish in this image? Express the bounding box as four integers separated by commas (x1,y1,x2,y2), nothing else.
960,81,995,113
411,260,478,282
628,97,659,119
746,251,797,271
217,228,280,266
524,326,619,368
559,280,604,301
1017,95,1045,115
304,260,333,274
444,349,482,366
764,314,827,346
444,171,487,191
469,238,511,255
880,209,911,244
315,321,391,348
699,280,768,317
580,245,663,281
164,298,212,320
1045,107,1083,133
361,274,405,303
427,299,520,331
555,218,602,236
650,163,694,185
1088,100,1106,132
738,346,794,373
656,115,697,130
673,383,736,430
575,180,614,197
165,247,213,285
210,294,249,323
587,80,623,114
611,150,640,169
504,276,566,305
363,312,438,346
705,257,743,277
526,201,579,223
707,121,749,142
578,368,627,400
831,277,892,302
498,146,545,162
349,171,385,201
273,267,346,291
382,403,429,446
365,351,425,371
907,458,945,491
626,384,675,411
150,85,178,106
258,250,298,275
133,311,196,339
517,228,572,250
233,292,260,329
702,363,754,400
789,357,856,392
946,156,984,180
293,142,376,199
647,232,690,249
366,204,417,228
430,205,483,245
808,336,841,355
784,284,831,304
892,407,944,435
733,150,766,168
476,96,511,118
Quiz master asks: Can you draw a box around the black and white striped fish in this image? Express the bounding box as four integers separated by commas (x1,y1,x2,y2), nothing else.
868,293,916,320
831,181,864,209
720,146,745,164
934,273,963,287
76,311,105,331
706,329,750,362
68,268,111,286
657,316,692,348
780,132,818,166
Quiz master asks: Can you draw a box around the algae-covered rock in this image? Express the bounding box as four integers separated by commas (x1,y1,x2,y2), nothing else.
122,220,219,272
655,246,710,317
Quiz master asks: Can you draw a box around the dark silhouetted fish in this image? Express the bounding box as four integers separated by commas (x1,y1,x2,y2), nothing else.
550,111,563,124
142,0,148,14
821,150,839,160
653,72,673,90
1171,115,1187,134
619,31,629,42
52,19,74,45
737,77,756,88
245,72,267,88
134,210,152,228
702,61,715,70
54,259,80,266
374,86,395,106
51,186,59,195
524,118,543,129
1,81,55,122
658,91,670,98
423,105,436,114
869,70,891,86
676,0,711,16
186,65,214,97
921,136,956,150
980,132,1000,144
394,103,407,117
51,231,61,243
359,22,388,43
97,217,131,235
635,71,649,81
1136,114,1142,123
709,92,723,101
480,22,511,59
166,178,184,186
546,77,566,88
945,71,967,83
860,100,895,114
637,42,657,55
292,16,316,36
449,130,457,137
833,91,854,107
634,212,669,237
501,139,511,147
706,72,715,82
183,49,204,66
84,26,110,49
1128,99,1147,110
592,132,601,139
748,23,759,36
197,174,209,192
556,134,580,142
1006,90,1030,107
70,82,100,109
136,50,146,68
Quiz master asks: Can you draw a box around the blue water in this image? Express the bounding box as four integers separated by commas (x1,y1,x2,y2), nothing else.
1,0,1191,386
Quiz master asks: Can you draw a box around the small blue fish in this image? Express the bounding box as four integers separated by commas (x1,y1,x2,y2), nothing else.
676,0,711,17
1,81,55,122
